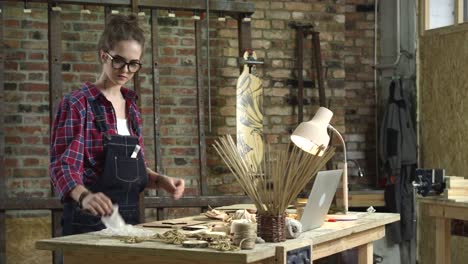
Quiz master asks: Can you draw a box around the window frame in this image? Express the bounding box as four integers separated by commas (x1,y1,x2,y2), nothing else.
420,0,468,36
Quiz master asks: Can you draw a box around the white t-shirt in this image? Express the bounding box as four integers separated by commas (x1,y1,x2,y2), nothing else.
117,118,130,136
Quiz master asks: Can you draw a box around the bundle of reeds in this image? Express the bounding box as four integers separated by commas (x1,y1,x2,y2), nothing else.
213,134,335,216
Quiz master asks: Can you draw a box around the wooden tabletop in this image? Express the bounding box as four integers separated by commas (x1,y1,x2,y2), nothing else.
36,212,399,264
417,196,468,207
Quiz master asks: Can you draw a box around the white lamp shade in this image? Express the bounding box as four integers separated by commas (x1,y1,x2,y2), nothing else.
291,107,333,156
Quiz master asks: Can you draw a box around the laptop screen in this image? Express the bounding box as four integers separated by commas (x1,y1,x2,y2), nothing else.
299,169,343,231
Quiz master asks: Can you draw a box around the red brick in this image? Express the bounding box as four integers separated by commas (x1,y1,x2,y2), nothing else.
28,52,45,60
4,20,20,28
169,148,196,156
62,53,79,62
176,48,195,56
173,68,195,76
13,168,48,178
161,47,175,56
23,136,41,144
5,62,19,70
4,158,18,167
5,136,22,144
160,77,180,86
181,38,195,46
20,62,49,71
23,158,40,166
73,64,99,72
159,57,179,65
4,40,20,49
159,37,180,46
20,83,49,92
161,138,176,145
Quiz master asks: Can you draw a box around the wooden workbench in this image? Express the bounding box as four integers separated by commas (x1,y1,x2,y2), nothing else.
36,212,399,264
417,197,468,264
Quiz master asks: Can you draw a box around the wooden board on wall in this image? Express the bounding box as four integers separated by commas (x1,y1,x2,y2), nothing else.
419,29,468,175
6,216,52,264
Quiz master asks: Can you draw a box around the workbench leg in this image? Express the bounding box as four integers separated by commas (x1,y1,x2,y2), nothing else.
357,242,373,264
435,218,451,264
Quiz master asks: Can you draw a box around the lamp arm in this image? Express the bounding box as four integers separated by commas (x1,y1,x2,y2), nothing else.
328,125,348,214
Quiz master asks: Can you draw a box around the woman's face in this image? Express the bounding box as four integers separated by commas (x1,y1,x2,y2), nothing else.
100,40,143,87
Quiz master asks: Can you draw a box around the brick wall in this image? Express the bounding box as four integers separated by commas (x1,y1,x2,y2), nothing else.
4,2,51,199
344,0,377,184
207,0,349,194
2,0,377,210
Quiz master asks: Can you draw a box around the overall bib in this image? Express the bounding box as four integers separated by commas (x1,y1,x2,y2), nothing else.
62,98,148,235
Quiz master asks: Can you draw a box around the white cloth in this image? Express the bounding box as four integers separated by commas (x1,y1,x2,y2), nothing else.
117,118,130,136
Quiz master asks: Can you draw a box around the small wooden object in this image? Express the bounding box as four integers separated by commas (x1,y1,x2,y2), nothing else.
444,176,468,200
182,240,208,248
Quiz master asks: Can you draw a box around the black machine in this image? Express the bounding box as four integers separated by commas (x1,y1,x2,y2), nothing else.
413,168,446,197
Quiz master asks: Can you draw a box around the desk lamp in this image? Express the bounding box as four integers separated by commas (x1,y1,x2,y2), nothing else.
291,107,349,214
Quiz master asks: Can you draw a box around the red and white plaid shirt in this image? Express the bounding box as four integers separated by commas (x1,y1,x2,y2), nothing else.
49,82,146,200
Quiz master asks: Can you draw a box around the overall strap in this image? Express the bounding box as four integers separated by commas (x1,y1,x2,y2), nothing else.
88,98,108,133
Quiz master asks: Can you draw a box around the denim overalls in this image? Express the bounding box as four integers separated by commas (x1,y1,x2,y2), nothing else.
62,97,148,235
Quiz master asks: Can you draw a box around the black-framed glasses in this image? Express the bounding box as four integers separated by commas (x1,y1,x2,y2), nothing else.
106,52,142,73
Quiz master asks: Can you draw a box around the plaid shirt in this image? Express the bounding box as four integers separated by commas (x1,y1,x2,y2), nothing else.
49,82,146,200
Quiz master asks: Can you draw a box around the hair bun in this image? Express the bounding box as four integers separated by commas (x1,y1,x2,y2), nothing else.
98,13,145,54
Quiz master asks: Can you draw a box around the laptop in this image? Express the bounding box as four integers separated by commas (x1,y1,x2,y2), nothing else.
300,169,343,231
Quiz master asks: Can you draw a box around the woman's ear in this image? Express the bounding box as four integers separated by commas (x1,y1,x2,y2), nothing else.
99,50,107,63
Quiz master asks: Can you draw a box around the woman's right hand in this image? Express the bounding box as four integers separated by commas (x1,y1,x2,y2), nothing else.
81,192,113,216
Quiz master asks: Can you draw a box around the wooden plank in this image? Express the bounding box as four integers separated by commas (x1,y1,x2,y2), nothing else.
0,197,63,210
312,226,384,260
132,0,141,108
51,210,63,264
424,0,430,31
0,196,251,210
296,27,304,124
0,5,4,259
426,202,468,220
62,249,248,264
275,241,312,264
5,0,255,14
435,218,451,264
48,8,63,264
357,242,373,264
144,196,251,208
131,0,138,14
195,19,208,196
0,1,5,202
150,10,164,221
311,31,326,107
456,0,463,24
238,18,252,72
0,211,5,264
336,191,385,208
48,4,64,133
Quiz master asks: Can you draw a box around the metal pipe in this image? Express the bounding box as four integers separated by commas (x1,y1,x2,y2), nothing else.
374,0,401,69
374,0,380,187
297,27,304,124
206,0,212,132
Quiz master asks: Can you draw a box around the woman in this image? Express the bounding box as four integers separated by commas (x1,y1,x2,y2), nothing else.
50,14,184,235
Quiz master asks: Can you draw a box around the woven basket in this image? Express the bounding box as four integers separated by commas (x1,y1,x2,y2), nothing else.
257,214,286,242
